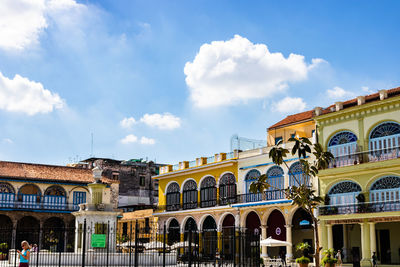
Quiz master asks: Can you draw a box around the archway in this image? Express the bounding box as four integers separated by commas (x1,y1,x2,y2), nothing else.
246,211,261,235
18,184,41,209
291,209,313,259
42,217,65,251
167,219,180,245
44,185,67,210
184,217,198,242
0,215,12,251
16,216,40,248
202,216,217,259
221,214,235,261
267,210,286,258
245,211,261,260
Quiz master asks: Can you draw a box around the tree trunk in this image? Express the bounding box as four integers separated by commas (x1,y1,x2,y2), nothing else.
313,217,320,267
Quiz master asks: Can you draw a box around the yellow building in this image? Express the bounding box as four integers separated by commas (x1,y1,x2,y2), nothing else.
153,152,239,259
316,87,400,266
117,209,158,245
236,110,317,261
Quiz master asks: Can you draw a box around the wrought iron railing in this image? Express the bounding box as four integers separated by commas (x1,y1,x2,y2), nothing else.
156,190,285,212
0,200,79,211
329,146,400,168
318,199,400,215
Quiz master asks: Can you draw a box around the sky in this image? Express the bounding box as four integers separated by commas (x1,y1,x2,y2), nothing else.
0,0,399,166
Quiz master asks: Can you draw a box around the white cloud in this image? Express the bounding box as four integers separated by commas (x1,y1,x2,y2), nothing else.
120,117,136,129
0,0,86,51
0,72,64,115
140,136,155,145
362,86,374,94
326,86,356,101
184,35,325,108
120,134,138,144
272,97,307,113
140,113,181,130
2,138,13,144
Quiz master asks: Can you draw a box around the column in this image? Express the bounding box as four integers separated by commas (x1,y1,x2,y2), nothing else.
285,225,293,260
217,231,222,253
369,222,376,255
327,224,333,249
318,220,327,262
360,222,371,265
11,220,17,249
261,225,267,258
343,224,348,261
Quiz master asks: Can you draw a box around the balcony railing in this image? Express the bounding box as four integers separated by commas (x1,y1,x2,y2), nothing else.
318,199,400,215
329,146,400,168
156,190,285,212
0,200,80,212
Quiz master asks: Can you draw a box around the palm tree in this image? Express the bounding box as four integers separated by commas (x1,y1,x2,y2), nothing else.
250,137,333,267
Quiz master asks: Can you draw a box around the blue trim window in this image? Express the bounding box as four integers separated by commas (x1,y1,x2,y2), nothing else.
328,131,358,167
266,166,284,200
73,191,86,208
245,169,261,193
369,122,400,161
289,162,310,187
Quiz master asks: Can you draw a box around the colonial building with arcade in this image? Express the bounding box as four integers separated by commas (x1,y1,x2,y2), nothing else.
316,87,400,266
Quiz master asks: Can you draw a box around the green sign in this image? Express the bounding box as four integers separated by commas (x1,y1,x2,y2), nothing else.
91,234,106,248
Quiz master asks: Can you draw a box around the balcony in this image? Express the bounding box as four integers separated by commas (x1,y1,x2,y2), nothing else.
155,190,285,213
0,194,80,212
318,199,400,216
328,146,400,169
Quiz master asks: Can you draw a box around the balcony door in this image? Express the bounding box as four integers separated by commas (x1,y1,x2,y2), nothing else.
328,131,358,167
200,176,216,208
182,180,197,210
370,176,400,212
369,122,400,161
328,181,361,214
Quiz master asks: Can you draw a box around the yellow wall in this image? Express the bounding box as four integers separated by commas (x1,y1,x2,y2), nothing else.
267,120,315,146
155,161,238,206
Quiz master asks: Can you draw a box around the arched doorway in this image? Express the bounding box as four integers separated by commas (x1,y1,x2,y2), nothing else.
221,214,235,261
66,219,75,252
267,210,286,258
42,217,65,251
16,216,40,248
245,211,261,261
167,219,180,245
184,217,198,242
182,180,197,210
202,216,217,259
292,209,314,259
369,121,400,160
219,173,237,205
166,183,180,211
0,215,12,251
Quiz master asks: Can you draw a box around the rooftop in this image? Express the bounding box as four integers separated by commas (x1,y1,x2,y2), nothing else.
0,160,116,184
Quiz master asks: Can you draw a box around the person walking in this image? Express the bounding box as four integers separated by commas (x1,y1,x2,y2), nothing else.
17,241,30,267
372,252,377,267
336,250,342,267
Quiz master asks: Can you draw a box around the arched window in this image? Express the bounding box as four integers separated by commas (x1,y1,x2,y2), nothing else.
289,162,310,187
328,181,361,214
44,185,67,210
182,180,197,210
245,169,262,202
18,184,41,208
369,122,400,161
266,166,284,200
166,183,180,211
0,183,15,208
219,173,237,205
328,131,358,167
370,176,400,202
200,176,216,208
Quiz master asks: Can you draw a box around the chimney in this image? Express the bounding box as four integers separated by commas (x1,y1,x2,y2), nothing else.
335,102,343,111
357,96,365,105
314,107,323,116
379,89,388,100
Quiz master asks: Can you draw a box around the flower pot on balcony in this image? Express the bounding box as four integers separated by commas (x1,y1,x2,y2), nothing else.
298,263,309,267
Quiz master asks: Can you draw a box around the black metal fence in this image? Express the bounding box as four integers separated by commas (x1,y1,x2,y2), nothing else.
0,221,261,267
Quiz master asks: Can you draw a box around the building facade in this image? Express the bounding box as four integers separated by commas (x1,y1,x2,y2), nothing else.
235,110,317,260
0,160,118,251
316,87,400,266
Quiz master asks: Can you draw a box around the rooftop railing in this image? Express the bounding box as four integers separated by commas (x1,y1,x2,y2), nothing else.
329,146,400,169
318,199,400,216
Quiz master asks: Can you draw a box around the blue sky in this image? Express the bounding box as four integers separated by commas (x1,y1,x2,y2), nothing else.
0,0,399,165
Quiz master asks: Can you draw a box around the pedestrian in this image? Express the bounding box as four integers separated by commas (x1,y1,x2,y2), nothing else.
17,240,30,267
336,250,342,267
372,252,377,267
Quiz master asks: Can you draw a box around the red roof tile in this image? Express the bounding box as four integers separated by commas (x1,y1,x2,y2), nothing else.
268,110,314,130
0,161,117,184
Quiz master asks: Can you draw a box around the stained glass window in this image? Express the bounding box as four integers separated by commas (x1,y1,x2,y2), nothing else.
370,122,400,139
0,183,15,194
328,181,361,194
328,131,358,146
371,176,400,190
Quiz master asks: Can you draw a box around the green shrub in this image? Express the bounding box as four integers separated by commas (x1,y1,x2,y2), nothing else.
321,249,338,265
296,256,311,264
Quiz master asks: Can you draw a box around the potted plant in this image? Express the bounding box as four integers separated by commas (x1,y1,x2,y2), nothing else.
321,249,338,267
295,242,311,267
0,243,8,260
